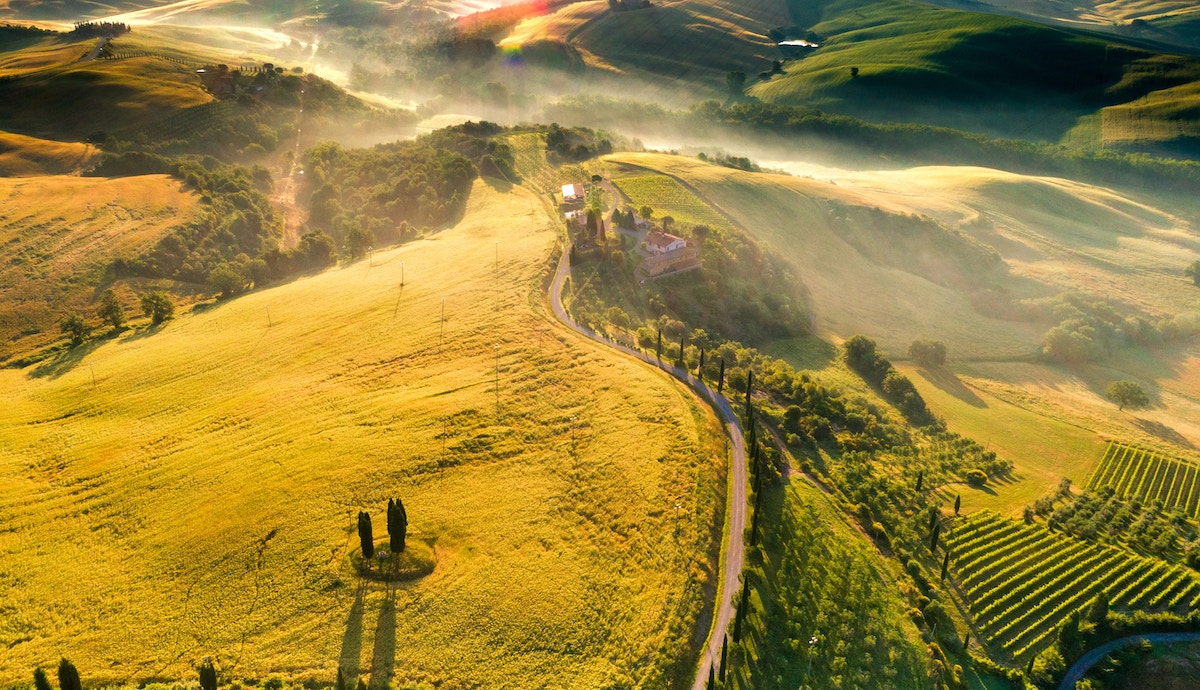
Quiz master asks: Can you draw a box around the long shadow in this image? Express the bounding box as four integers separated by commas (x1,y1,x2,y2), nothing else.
913,366,986,408
369,590,396,689
339,583,365,681
1132,418,1197,450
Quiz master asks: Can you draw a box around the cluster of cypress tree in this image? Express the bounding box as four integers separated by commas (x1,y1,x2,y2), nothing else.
356,498,410,570
33,659,81,690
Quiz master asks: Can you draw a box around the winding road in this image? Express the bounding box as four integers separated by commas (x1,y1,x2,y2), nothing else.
547,245,748,688
1057,633,1200,690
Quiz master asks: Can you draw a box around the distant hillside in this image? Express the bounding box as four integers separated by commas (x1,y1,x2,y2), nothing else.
499,0,789,100
917,0,1200,53
753,0,1200,155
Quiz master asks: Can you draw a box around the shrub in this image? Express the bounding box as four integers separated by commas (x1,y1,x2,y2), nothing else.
965,469,987,487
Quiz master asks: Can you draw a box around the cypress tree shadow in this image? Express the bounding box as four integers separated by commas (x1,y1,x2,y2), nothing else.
339,583,365,680
369,591,396,689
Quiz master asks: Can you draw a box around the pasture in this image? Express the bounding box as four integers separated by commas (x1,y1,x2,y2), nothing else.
0,181,727,687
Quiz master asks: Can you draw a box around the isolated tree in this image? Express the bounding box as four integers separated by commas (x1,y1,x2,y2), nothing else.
850,66,860,78
58,659,81,690
209,263,246,299
698,349,705,377
97,288,125,329
725,70,746,95
656,329,662,360
915,470,924,493
954,494,961,515
908,339,947,367
1185,259,1200,287
33,668,52,690
718,359,725,393
357,511,374,563
141,291,175,325
1089,591,1110,628
387,498,408,553
61,314,90,346
1106,380,1149,411
966,468,987,487
639,205,653,220
661,215,675,233
198,658,217,690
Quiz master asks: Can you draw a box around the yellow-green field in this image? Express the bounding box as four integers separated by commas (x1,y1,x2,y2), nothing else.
0,180,726,687
0,130,98,175
0,174,197,359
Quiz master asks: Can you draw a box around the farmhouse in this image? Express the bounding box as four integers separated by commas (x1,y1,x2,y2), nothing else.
646,231,687,255
562,183,585,202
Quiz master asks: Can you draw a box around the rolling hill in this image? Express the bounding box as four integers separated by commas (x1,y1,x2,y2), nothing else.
752,0,1200,152
0,174,198,359
0,180,727,687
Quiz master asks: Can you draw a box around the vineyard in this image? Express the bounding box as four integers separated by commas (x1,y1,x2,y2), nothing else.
949,511,1200,662
1086,442,1200,517
611,174,729,229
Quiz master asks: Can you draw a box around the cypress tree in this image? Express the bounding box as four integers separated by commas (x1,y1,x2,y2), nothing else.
656,330,662,360
930,522,941,552
915,471,924,493
929,507,938,531
706,664,714,690
954,494,961,515
718,359,725,393
199,658,217,690
679,335,685,364
33,668,52,690
357,511,374,563
1025,655,1034,675
719,635,728,681
388,498,408,553
745,370,753,419
940,551,950,581
336,668,346,690
698,349,705,378
357,680,368,690
58,659,81,690
962,633,969,649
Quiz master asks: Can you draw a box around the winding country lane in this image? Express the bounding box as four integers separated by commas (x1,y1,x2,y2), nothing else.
547,245,748,689
1057,633,1200,690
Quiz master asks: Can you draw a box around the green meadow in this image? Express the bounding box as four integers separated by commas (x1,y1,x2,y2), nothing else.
0,181,727,688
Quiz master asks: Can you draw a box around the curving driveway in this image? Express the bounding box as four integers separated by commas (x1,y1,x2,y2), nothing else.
547,244,748,689
1057,633,1200,690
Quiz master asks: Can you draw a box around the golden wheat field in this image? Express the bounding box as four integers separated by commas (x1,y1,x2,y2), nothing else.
0,181,727,688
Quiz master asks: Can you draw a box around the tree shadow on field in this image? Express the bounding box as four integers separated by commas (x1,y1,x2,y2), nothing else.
28,339,101,379
1132,418,1196,450
339,583,365,680
369,590,396,689
917,366,987,408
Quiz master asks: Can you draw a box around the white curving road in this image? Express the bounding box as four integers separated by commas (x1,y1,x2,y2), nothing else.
547,244,747,689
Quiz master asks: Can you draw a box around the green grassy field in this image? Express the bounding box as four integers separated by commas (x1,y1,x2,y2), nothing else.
611,173,728,229
0,174,197,360
728,478,929,689
753,0,1200,150
949,510,1200,661
0,180,727,687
